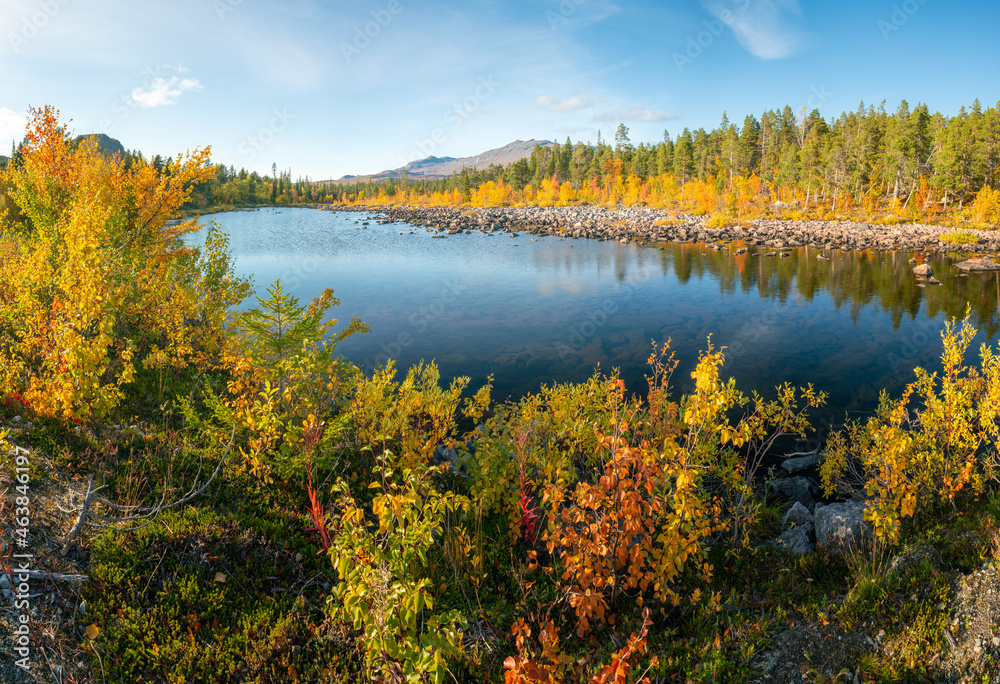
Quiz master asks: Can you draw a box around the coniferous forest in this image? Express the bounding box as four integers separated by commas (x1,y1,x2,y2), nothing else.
157,100,1000,229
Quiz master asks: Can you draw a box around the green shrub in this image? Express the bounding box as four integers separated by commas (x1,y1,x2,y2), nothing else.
329,461,468,683
939,229,979,244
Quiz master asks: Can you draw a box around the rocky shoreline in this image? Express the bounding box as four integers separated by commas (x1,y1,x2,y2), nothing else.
324,204,1000,254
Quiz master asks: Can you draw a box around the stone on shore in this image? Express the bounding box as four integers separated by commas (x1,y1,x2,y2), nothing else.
767,476,819,511
815,500,872,554
782,501,815,528
781,450,823,475
775,522,815,555
956,258,1000,272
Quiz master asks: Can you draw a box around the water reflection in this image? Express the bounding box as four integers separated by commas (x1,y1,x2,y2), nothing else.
190,208,1000,425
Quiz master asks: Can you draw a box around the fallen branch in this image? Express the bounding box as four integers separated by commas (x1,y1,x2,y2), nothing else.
16,570,90,583
58,428,235,556
781,448,821,458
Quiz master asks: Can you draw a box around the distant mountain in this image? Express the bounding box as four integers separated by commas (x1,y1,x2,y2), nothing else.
328,139,554,184
0,155,7,168
72,133,125,159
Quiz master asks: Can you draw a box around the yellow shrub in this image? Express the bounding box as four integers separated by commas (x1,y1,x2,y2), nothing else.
0,106,249,420
822,310,1000,543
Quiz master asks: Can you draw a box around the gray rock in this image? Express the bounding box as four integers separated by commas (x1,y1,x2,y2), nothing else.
815,500,872,554
782,501,815,529
781,450,823,474
432,445,468,477
0,572,11,600
767,476,819,511
775,522,815,555
912,263,933,276
956,258,1000,272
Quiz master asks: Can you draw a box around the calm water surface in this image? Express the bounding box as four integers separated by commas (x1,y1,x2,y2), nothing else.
189,207,1000,428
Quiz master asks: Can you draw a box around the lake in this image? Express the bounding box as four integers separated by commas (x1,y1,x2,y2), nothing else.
189,207,1000,436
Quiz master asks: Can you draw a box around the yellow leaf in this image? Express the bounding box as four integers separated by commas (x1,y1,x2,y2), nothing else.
86,624,99,640
215,572,228,584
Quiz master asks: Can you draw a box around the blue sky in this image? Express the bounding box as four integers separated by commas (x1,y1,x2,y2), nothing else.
1,0,997,180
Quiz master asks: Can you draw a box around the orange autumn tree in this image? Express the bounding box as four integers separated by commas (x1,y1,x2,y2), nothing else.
0,105,249,420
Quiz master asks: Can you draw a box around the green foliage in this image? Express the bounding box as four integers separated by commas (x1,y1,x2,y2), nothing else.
837,559,951,676
330,461,468,682
224,279,367,480
348,360,490,470
939,228,979,244
83,478,354,683
469,370,621,542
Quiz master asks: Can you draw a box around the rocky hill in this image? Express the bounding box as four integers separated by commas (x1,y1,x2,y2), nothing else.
330,139,553,184
72,133,125,159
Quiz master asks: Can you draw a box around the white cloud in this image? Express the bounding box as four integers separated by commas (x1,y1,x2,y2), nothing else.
0,107,27,148
535,91,599,113
130,76,203,108
594,106,679,123
702,0,806,60
548,1,621,31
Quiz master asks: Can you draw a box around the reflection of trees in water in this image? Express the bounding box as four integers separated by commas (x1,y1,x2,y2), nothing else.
655,244,1000,338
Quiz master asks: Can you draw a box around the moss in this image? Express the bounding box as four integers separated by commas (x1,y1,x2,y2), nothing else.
82,493,357,682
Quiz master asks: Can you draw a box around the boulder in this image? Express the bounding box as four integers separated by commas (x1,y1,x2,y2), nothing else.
781,450,823,475
774,522,814,555
815,500,872,554
912,263,933,276
782,501,815,529
956,258,1000,272
767,476,819,511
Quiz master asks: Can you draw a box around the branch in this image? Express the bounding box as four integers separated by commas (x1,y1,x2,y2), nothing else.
59,428,235,555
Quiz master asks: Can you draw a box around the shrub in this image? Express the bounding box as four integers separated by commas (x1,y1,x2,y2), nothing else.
348,360,491,471
0,106,250,420
329,461,468,683
704,213,732,229
969,185,1000,227
219,280,367,481
468,371,624,543
939,229,978,244
821,310,1000,543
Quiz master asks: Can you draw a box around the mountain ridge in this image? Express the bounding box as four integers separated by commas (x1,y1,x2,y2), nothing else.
326,139,554,184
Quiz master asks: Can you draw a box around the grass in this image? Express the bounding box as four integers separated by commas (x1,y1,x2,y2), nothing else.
939,228,980,244
653,217,684,227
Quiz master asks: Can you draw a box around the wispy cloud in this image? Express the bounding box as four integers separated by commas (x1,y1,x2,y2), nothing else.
594,105,679,123
0,107,27,148
535,91,599,113
701,0,806,60
130,75,203,108
547,0,621,31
